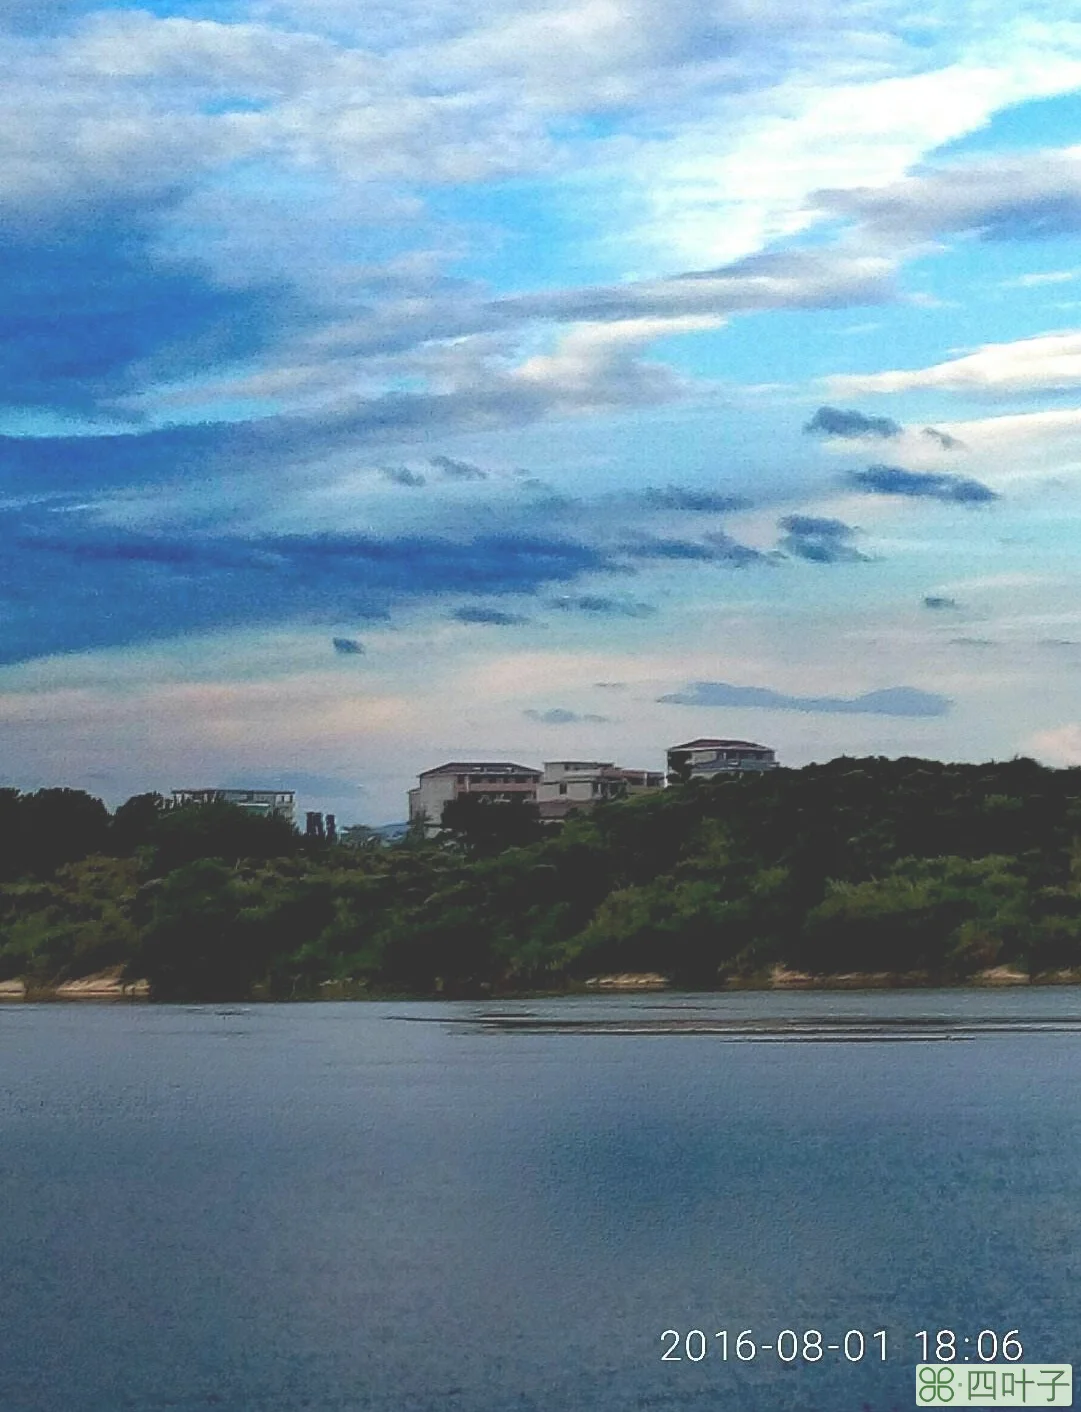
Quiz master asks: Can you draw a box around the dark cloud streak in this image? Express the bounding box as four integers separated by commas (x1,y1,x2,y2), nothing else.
849,465,997,503
777,515,867,563
452,605,531,625
523,708,610,724
0,516,611,665
642,485,750,512
804,406,901,439
549,595,656,617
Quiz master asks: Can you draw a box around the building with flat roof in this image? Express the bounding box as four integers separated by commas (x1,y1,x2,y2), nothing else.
666,739,778,783
408,762,542,834
171,788,296,824
537,760,665,822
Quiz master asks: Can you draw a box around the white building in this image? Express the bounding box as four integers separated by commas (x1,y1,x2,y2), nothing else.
408,762,542,834
666,739,778,783
537,760,665,822
171,788,296,824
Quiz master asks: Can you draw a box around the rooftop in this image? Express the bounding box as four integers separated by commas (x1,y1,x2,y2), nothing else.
418,761,541,777
668,739,772,751
172,786,296,796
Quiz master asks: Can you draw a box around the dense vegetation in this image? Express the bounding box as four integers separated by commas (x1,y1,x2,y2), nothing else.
4,757,1081,1000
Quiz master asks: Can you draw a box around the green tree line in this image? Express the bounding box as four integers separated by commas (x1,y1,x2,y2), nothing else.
4,757,1081,999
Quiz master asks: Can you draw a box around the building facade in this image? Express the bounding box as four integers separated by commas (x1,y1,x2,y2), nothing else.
536,760,665,822
665,739,778,783
171,788,296,823
408,762,542,833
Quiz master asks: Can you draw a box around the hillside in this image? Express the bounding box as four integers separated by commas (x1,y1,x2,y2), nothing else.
4,757,1081,999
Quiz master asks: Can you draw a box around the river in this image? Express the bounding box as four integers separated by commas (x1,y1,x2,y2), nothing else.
3,989,1080,1410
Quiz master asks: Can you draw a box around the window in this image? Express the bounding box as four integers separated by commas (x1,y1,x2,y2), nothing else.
558,783,567,795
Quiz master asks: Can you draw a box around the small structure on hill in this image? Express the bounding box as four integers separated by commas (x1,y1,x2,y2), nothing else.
536,759,664,823
666,739,778,784
171,787,296,824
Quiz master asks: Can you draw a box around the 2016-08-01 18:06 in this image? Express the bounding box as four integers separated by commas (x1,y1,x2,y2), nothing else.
660,1329,1026,1363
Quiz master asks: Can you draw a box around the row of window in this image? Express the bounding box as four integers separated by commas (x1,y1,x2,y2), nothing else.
456,774,536,785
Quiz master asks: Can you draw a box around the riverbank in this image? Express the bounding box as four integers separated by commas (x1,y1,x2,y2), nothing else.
5,964,1081,1001
0,967,150,1001
584,965,1081,991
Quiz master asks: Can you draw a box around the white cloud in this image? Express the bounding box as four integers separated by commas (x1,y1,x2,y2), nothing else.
827,332,1081,396
1001,269,1081,289
615,25,1081,269
142,246,894,426
808,398,1081,497
929,406,1081,489
509,314,723,410
816,142,1081,244
2,0,1077,292
0,90,261,216
1027,723,1081,766
64,12,351,92
423,0,835,115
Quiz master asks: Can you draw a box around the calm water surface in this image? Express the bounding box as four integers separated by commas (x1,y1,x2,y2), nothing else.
3,990,1081,1411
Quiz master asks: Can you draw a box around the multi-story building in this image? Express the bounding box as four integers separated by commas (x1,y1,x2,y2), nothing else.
537,760,665,822
171,788,296,824
666,739,778,783
408,762,542,833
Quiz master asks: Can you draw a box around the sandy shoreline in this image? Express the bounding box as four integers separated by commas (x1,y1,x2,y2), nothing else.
0,968,150,1001
3,964,1080,1002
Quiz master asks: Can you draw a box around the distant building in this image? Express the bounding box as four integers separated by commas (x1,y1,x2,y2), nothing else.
666,739,778,783
537,760,665,822
171,788,296,824
408,762,542,834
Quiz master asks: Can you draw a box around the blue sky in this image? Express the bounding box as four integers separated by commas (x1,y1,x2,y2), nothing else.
5,0,1081,822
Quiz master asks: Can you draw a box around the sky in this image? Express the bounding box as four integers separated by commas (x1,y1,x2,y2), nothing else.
5,0,1081,824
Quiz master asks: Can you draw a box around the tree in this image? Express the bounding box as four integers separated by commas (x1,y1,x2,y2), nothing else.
147,800,300,875
15,789,111,877
439,795,543,857
0,857,140,986
110,792,171,856
135,860,254,1000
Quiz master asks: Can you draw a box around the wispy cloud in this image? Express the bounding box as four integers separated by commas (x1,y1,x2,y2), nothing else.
828,331,1081,397
1001,269,1080,289
813,144,1081,245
